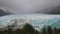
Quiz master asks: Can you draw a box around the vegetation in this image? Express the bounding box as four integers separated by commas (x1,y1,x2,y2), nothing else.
41,26,60,34
47,26,53,34
0,23,60,34
0,23,38,34
42,27,46,34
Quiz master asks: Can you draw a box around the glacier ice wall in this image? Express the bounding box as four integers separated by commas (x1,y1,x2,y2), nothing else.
0,14,60,31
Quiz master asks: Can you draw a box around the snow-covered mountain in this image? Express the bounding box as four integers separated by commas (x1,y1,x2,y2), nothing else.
0,9,13,16
0,14,60,31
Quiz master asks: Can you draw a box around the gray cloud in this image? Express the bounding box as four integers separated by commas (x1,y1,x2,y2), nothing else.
0,0,60,14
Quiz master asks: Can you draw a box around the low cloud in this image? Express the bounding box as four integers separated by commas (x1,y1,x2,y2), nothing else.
0,0,60,14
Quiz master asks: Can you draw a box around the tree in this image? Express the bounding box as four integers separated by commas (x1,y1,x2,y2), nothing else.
20,23,38,34
7,26,13,34
42,27,46,34
34,30,39,34
58,28,60,34
15,28,21,34
47,26,53,34
3,29,8,34
53,27,58,34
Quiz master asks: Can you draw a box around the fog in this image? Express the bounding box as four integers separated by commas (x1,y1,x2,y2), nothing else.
0,0,60,14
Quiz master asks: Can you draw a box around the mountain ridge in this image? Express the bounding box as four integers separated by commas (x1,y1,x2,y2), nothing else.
0,9,13,16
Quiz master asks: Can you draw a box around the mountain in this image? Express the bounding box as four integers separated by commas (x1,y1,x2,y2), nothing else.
45,5,60,14
37,5,60,14
0,9,13,16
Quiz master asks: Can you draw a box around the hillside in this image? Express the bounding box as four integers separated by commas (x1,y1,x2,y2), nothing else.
0,9,13,16
45,5,60,14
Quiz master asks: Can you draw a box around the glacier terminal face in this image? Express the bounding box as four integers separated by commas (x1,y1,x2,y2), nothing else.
0,14,60,31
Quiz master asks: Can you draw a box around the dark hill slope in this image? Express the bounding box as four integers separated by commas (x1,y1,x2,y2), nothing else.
0,9,13,16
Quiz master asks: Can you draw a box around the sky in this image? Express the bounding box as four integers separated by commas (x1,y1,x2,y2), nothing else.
0,0,60,14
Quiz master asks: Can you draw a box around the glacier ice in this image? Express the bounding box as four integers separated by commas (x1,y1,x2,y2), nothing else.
0,14,60,31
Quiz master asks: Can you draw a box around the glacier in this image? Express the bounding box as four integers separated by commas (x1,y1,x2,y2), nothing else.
0,14,60,31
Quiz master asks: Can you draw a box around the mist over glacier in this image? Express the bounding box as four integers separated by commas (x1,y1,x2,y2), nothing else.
0,0,60,14
0,14,60,31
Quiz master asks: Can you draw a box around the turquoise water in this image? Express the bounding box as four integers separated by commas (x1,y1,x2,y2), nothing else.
0,14,60,31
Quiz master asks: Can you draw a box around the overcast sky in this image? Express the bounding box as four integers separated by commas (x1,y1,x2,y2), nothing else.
0,0,60,14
